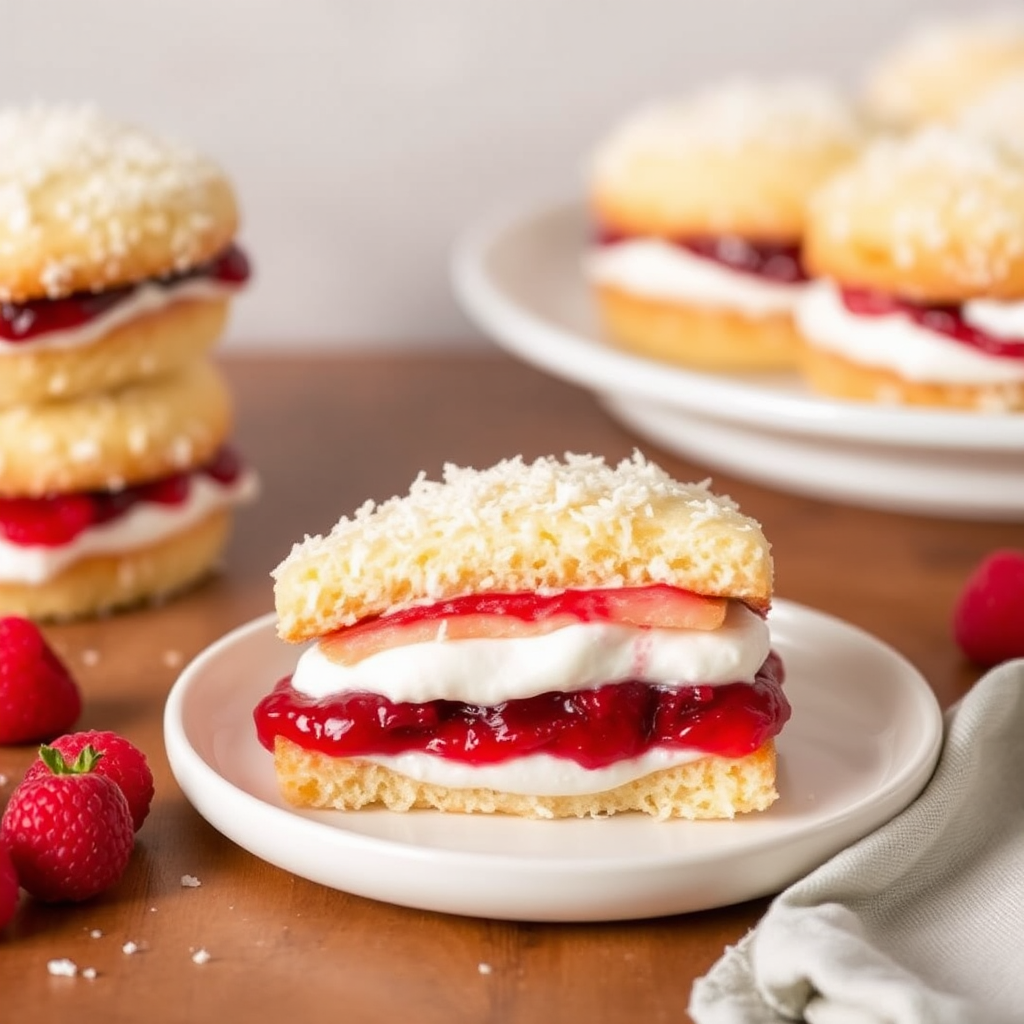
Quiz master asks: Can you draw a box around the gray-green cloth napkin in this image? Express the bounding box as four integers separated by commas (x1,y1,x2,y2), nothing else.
689,658,1024,1024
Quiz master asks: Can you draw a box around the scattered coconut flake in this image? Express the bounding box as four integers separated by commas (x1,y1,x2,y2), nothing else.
0,774,8,787
89,928,103,939
181,874,202,888
81,967,98,980
47,958,78,977
81,649,100,667
122,940,143,955
163,649,184,669
191,948,212,965
478,962,493,975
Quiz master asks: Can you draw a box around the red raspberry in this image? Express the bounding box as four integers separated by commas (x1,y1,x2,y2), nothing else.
0,616,81,745
1,745,134,902
21,731,154,832
0,842,18,928
953,549,1024,668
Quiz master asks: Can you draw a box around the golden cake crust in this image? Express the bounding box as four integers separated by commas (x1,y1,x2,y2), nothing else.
590,80,863,239
0,298,229,408
0,358,231,497
0,105,238,302
595,283,802,370
272,736,779,820
863,14,1024,128
803,127,1024,303
272,453,773,643
800,345,1024,412
0,509,231,621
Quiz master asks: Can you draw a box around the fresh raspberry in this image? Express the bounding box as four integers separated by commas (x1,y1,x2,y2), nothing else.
1,745,134,902
0,616,81,745
0,842,18,928
953,549,1024,668
21,731,154,832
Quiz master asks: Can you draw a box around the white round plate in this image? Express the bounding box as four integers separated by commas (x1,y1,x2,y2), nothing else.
451,200,1024,520
164,602,942,922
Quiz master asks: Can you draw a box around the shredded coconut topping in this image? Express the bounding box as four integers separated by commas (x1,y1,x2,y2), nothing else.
180,874,202,888
593,78,862,177
0,104,228,298
814,126,1024,285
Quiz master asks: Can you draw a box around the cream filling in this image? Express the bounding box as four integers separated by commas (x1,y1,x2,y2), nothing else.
796,280,1024,384
585,238,804,317
0,468,259,584
362,746,708,799
292,601,769,705
0,277,238,354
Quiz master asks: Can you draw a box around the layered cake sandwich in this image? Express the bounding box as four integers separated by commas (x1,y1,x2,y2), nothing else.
863,12,1024,130
0,104,257,618
797,126,1024,411
256,453,790,820
0,105,250,407
585,80,863,372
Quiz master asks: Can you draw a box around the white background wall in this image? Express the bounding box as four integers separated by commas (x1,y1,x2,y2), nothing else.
1,0,986,348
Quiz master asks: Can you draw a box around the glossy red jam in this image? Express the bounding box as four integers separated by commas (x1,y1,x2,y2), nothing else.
0,445,244,547
254,651,789,769
597,228,807,284
841,286,1024,360
0,244,252,343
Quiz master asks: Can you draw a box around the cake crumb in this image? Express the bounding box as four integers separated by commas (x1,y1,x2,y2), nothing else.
191,948,212,965
47,958,78,977
478,962,493,975
181,874,201,888
81,649,100,667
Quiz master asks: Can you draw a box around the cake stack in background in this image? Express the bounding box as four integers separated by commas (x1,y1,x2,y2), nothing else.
0,105,257,620
582,9,1024,413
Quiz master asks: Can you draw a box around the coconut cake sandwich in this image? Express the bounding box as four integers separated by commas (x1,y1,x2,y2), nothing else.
254,452,790,820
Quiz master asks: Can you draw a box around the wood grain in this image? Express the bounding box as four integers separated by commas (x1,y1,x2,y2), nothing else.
0,352,1012,1024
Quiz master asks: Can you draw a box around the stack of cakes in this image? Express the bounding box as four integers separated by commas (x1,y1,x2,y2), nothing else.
585,80,865,372
0,105,257,619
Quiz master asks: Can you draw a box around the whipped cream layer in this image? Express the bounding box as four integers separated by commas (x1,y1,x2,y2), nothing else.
291,601,770,706
796,280,1024,383
586,239,805,317
0,277,239,354
364,746,709,800
0,468,259,584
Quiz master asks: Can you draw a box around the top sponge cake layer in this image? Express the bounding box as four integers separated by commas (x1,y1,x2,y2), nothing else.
0,105,238,301
273,452,773,643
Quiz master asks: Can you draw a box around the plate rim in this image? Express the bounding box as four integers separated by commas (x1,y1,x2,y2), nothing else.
164,603,943,892
451,197,1024,451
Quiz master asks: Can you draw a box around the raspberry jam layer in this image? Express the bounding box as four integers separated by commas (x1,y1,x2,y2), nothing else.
598,228,807,284
841,286,1024,360
254,651,789,769
0,445,244,547
0,244,251,343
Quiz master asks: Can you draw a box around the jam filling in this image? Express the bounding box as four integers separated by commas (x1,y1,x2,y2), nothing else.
841,286,1024,361
597,227,807,284
254,651,789,769
0,244,252,343
0,445,244,548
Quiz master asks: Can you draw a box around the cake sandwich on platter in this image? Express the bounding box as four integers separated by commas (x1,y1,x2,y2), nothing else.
585,79,864,372
256,452,790,820
0,105,257,619
796,126,1024,411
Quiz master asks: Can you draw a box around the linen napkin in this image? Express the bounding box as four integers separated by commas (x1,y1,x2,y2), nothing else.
689,658,1024,1024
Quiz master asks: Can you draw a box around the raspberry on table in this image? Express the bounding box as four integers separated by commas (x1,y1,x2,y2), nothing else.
953,549,1024,668
0,616,81,746
1,745,134,902
21,730,154,832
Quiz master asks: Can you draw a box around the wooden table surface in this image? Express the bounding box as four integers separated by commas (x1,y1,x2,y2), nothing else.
0,351,1013,1024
